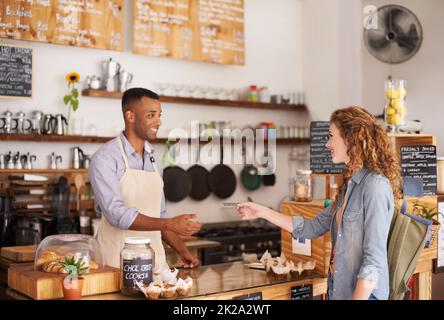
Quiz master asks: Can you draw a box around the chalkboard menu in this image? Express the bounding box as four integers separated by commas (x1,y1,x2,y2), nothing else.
133,0,245,65
0,44,32,98
401,145,437,196
233,292,263,300
0,1,124,51
290,284,313,300
310,121,346,174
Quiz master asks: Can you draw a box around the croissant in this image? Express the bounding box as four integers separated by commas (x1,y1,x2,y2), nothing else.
42,260,66,273
36,251,61,267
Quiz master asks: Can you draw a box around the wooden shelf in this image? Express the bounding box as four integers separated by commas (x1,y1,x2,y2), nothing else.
82,89,307,111
0,133,112,143
0,134,309,145
0,169,88,174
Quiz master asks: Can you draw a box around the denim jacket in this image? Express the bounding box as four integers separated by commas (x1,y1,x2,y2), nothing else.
292,168,394,300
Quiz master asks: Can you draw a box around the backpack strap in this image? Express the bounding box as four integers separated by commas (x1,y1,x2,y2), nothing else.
400,198,408,215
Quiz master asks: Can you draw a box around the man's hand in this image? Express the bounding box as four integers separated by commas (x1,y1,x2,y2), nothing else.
178,250,200,269
165,214,203,236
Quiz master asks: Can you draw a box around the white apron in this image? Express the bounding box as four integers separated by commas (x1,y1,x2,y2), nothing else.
97,137,168,272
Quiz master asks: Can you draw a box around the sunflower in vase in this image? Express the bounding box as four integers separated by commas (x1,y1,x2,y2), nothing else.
63,72,80,134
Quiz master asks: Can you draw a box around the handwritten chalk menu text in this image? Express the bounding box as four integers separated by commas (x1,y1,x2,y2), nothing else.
310,121,346,174
0,45,32,98
133,0,245,65
401,145,437,196
0,1,124,51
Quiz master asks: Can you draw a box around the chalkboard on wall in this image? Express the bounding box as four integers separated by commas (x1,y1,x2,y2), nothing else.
400,145,437,196
310,121,346,174
0,44,33,98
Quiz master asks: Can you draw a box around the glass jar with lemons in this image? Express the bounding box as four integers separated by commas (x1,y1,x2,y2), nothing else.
384,79,407,132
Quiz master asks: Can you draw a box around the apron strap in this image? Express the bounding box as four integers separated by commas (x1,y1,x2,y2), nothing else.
149,153,160,174
117,136,130,170
117,135,160,175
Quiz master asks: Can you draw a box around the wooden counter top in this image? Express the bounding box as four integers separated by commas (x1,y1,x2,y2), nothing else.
7,261,328,300
164,240,221,253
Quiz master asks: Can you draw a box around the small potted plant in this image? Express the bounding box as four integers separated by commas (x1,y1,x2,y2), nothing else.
412,201,442,248
60,256,88,300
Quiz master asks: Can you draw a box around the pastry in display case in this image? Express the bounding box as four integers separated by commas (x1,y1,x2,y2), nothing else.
34,234,104,273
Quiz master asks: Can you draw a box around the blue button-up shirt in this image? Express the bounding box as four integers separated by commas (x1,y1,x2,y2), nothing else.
89,132,166,230
292,168,394,300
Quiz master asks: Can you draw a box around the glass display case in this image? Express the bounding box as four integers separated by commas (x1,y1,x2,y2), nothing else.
34,234,104,272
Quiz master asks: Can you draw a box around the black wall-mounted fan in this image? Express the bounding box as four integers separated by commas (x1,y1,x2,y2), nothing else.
363,5,423,64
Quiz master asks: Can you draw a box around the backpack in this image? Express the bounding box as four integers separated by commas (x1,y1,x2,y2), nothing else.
387,199,429,300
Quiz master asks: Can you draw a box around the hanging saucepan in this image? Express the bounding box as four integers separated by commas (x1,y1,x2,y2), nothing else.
208,140,236,199
187,141,211,200
162,141,191,202
240,143,261,191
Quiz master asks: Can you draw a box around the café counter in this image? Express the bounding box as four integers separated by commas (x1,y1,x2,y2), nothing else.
6,261,328,300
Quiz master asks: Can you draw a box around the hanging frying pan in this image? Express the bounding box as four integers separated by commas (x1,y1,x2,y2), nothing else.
208,141,236,199
240,143,261,191
162,141,191,202
187,141,211,200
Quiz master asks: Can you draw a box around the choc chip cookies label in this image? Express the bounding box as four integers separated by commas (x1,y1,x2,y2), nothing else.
123,258,153,288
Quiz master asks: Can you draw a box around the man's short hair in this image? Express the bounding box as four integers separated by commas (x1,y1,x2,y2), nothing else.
122,88,159,114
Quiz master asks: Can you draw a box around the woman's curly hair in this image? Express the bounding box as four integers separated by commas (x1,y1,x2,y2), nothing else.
330,106,402,208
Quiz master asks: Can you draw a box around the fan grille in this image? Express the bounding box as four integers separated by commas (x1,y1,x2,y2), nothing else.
363,5,423,64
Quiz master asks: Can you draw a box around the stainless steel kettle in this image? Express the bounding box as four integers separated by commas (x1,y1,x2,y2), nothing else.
54,114,68,136
102,58,121,79
31,111,44,134
72,147,85,169
15,111,32,134
0,111,18,134
43,114,56,135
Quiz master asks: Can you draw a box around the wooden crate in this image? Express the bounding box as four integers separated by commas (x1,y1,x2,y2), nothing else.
281,200,331,277
8,264,121,300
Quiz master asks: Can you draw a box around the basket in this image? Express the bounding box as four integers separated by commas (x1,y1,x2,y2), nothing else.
425,220,440,248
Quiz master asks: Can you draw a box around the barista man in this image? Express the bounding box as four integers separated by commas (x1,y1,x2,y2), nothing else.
89,88,203,271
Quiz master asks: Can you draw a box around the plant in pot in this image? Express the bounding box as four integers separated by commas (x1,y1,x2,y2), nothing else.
60,256,88,300
412,201,442,248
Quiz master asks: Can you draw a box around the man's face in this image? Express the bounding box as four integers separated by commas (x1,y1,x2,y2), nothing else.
127,96,162,141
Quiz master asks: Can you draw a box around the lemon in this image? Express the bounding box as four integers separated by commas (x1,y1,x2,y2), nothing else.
385,106,396,116
385,88,397,100
388,114,401,125
390,98,404,111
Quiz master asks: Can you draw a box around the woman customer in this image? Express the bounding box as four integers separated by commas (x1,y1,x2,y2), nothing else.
236,106,402,300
